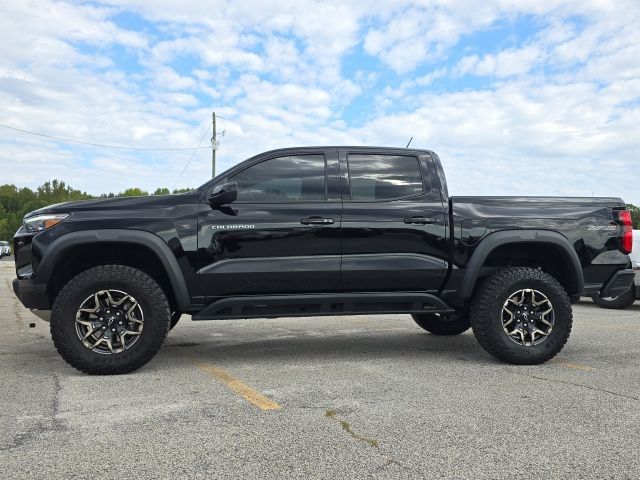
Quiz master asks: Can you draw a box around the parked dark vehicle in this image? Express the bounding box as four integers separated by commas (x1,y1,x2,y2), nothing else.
589,230,638,309
11,147,634,374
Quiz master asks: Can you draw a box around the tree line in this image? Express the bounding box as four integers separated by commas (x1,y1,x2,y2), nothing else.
0,179,639,241
0,180,192,240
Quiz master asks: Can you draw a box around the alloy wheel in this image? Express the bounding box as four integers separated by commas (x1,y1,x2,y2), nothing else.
75,289,144,354
501,288,554,346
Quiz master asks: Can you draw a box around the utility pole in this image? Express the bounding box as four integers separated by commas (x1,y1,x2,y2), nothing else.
211,112,217,178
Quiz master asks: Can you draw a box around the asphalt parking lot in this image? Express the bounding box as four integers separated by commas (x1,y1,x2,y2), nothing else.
1,259,639,479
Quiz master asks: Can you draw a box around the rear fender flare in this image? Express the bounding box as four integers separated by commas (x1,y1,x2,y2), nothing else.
459,230,584,300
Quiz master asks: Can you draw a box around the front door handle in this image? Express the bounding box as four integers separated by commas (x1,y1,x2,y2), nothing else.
404,216,437,225
301,216,335,225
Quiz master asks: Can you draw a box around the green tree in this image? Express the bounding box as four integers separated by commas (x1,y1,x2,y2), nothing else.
0,181,202,240
628,204,640,229
119,188,149,197
0,180,93,240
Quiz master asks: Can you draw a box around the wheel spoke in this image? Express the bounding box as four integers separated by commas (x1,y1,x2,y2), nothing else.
114,294,134,307
539,317,553,328
530,328,548,342
82,328,100,341
104,336,115,354
514,328,525,344
91,291,103,309
102,290,116,306
505,326,520,336
126,299,139,314
503,309,515,327
532,294,547,306
126,316,143,325
506,293,524,306
91,335,105,349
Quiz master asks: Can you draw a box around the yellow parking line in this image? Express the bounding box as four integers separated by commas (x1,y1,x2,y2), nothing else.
551,361,596,372
196,363,282,411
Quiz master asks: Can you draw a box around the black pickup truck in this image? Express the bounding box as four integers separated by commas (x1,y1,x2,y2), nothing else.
12,147,635,374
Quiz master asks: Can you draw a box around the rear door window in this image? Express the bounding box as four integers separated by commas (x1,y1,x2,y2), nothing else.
347,154,424,201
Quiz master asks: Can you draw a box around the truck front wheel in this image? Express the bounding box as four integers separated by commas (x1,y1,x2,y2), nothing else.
411,312,470,335
470,267,572,365
50,265,171,374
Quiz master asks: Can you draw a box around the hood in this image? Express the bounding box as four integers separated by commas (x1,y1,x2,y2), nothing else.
25,193,197,218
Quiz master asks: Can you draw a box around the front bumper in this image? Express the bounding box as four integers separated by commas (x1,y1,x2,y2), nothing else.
600,269,636,298
12,278,50,310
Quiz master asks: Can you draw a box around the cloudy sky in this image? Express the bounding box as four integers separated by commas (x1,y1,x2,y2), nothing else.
1,0,639,203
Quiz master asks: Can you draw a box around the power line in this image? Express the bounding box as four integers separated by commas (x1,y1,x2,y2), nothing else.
173,122,213,190
0,124,212,151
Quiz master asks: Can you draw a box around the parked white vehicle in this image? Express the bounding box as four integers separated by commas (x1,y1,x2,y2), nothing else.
591,230,639,309
0,241,10,257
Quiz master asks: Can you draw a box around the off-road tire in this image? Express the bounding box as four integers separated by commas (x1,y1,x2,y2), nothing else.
170,312,182,330
591,287,636,310
411,312,470,335
51,265,171,375
470,267,572,365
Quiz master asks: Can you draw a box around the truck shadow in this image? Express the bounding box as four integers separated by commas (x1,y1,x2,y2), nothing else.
161,326,496,367
577,299,640,312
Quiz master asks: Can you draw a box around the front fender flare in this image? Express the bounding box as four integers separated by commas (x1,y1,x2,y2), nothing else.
34,229,191,310
458,230,584,300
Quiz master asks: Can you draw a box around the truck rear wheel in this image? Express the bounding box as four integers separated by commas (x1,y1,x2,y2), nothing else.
411,312,470,335
591,287,636,310
470,267,572,365
50,265,171,375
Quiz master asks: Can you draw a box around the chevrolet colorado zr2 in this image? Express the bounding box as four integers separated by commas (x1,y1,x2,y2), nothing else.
11,147,635,374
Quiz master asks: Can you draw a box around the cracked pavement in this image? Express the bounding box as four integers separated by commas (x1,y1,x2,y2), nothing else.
1,258,640,479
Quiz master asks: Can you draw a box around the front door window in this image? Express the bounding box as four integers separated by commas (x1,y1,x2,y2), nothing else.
232,155,326,202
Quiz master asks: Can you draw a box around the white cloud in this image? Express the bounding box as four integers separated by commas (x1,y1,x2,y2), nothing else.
149,66,197,91
0,0,639,206
455,46,542,77
351,76,640,203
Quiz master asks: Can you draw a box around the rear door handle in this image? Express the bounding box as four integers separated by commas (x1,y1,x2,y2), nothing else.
404,216,437,225
301,216,335,225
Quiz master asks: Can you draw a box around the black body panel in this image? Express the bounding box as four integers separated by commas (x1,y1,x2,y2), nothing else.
443,195,629,300
196,147,342,298
338,148,448,292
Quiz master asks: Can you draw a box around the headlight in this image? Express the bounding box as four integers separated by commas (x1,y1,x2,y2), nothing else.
23,213,69,232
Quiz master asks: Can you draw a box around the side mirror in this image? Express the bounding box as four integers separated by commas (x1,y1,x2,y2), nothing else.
207,182,238,207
